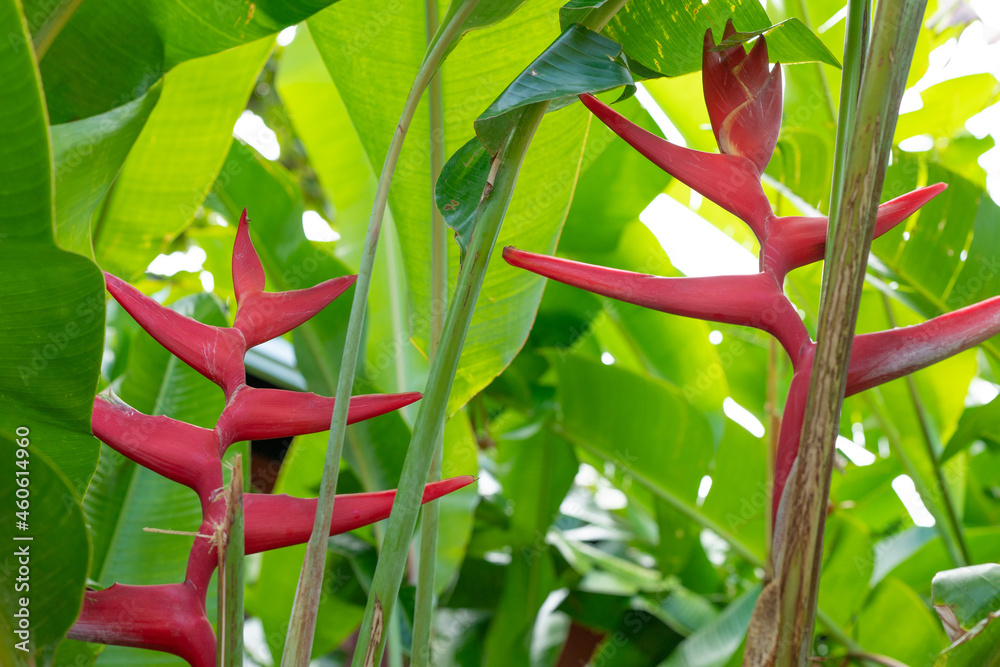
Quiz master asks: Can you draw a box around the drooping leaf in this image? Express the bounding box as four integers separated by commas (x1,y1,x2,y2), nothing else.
33,0,345,122
52,83,162,258
435,137,493,256
473,23,635,156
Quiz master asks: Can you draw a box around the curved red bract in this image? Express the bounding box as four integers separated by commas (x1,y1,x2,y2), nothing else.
504,24,1000,526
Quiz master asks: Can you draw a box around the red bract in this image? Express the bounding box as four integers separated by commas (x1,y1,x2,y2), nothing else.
505,27,1000,525
73,209,474,666
703,20,783,173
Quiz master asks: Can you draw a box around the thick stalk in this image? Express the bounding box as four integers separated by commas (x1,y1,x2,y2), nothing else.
751,2,927,665
281,3,483,664
411,0,448,663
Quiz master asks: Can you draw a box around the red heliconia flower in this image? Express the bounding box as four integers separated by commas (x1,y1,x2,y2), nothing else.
73,209,475,666
505,25,1000,528
703,19,783,174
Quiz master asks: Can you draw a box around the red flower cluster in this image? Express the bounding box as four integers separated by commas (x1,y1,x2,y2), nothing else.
505,21,1000,521
71,210,473,665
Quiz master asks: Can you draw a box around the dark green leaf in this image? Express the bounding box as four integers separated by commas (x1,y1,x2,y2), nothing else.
435,137,492,255
0,0,104,497
474,23,634,155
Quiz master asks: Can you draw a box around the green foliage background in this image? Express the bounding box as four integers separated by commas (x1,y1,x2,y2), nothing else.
2,0,999,665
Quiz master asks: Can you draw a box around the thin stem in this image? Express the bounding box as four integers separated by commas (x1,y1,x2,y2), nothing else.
411,0,448,662
280,3,483,664
873,294,971,566
751,1,927,664
351,102,549,667
351,6,629,664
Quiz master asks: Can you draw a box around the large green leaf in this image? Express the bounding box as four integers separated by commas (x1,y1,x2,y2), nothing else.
604,0,838,77
93,38,273,279
895,74,999,144
548,354,762,562
31,0,343,122
52,85,162,258
84,293,226,665
0,0,104,496
0,447,89,665
309,0,592,415
817,513,873,629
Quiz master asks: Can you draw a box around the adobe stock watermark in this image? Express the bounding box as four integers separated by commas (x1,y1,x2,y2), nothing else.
10,426,33,653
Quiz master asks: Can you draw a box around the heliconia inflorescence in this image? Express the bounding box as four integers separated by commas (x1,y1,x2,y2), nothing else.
71,210,474,666
504,20,1000,525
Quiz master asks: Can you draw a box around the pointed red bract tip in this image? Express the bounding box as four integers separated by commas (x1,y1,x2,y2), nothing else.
873,182,948,238
579,93,772,236
244,476,476,553
233,274,357,348
503,247,808,356
765,183,949,277
847,295,1000,396
68,583,215,667
217,386,422,442
702,27,783,172
104,271,247,394
233,208,266,305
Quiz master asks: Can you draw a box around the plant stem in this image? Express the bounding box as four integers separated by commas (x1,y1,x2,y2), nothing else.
218,454,244,667
351,101,549,667
411,0,448,662
280,4,483,664
748,1,927,665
